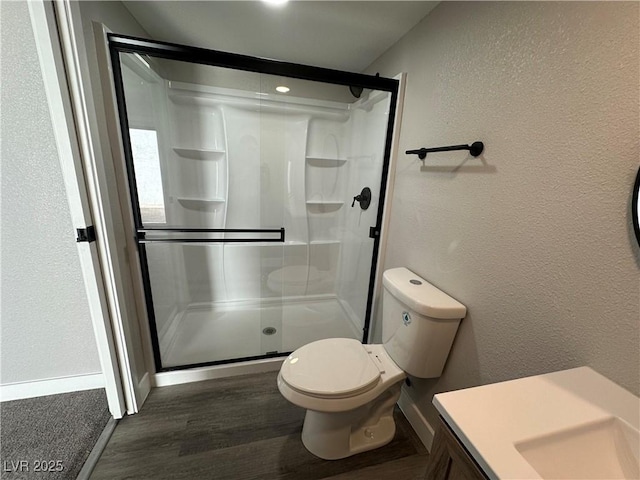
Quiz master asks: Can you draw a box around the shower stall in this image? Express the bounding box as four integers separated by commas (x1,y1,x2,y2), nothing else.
109,35,398,371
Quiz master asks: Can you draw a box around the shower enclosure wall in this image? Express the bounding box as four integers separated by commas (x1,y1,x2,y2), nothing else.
110,36,397,371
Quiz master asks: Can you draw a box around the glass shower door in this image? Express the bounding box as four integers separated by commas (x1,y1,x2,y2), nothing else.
109,35,398,371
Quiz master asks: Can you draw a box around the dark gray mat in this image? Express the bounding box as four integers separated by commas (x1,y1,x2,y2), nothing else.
0,389,110,479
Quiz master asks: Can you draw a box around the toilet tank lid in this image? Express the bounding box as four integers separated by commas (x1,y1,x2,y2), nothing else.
383,267,466,319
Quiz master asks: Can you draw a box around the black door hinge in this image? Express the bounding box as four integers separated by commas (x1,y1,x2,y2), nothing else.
369,226,380,239
76,226,96,243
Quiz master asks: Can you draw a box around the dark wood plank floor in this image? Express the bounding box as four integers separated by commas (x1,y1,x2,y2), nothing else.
91,371,429,479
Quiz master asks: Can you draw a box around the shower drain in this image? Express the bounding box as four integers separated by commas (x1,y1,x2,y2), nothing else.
262,327,277,335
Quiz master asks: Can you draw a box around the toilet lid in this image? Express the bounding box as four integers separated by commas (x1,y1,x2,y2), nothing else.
280,338,381,398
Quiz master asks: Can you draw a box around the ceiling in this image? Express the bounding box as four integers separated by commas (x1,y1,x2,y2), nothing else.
122,1,438,72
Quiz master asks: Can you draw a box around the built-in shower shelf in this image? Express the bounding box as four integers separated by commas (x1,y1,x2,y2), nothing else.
306,156,348,166
306,201,344,213
177,197,226,208
222,241,306,248
173,147,225,160
232,240,305,247
310,240,341,245
306,201,343,205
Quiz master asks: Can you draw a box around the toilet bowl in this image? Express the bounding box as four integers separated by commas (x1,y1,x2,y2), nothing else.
277,267,466,460
277,338,406,459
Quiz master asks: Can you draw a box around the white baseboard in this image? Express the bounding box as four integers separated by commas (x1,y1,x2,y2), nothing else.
0,373,105,402
397,386,436,452
152,357,284,387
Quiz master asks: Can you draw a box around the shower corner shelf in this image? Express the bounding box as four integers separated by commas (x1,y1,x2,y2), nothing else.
177,196,226,206
283,240,307,246
173,147,225,160
306,200,344,206
310,239,341,245
306,200,344,213
305,156,348,166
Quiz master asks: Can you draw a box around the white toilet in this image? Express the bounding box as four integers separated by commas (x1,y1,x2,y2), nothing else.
277,267,466,460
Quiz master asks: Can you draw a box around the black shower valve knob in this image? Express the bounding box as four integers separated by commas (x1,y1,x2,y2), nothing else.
351,187,372,210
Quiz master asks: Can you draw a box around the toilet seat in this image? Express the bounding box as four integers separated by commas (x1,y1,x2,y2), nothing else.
280,338,381,399
278,340,406,413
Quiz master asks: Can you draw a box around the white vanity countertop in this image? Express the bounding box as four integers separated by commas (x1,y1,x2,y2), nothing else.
433,367,640,480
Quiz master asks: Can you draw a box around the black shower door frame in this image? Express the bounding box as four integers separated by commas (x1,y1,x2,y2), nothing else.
108,33,399,372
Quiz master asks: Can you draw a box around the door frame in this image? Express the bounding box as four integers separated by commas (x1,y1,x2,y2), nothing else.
107,34,400,372
28,0,127,418
367,72,406,343
29,0,153,415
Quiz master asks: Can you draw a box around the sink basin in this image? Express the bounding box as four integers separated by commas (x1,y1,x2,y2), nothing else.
434,368,640,479
515,416,640,479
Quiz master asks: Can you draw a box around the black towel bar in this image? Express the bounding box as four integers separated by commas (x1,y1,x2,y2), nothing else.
406,141,484,160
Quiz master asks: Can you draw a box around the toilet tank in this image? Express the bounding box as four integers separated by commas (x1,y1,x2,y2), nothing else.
382,267,466,378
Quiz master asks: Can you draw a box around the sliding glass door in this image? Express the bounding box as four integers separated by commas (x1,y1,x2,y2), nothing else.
109,35,398,371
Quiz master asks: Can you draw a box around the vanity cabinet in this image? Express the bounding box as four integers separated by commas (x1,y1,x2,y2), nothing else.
426,417,488,480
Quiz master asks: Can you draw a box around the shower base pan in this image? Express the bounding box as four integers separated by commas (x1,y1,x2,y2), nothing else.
160,296,361,369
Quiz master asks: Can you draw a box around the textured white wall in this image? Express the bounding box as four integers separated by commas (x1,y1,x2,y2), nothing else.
367,1,640,427
0,1,101,384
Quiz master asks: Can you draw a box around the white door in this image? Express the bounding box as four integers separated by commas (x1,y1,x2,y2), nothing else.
29,0,152,416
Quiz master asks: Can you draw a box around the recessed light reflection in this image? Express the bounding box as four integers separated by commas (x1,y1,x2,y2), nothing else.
263,0,288,6
289,357,299,364
276,85,290,93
